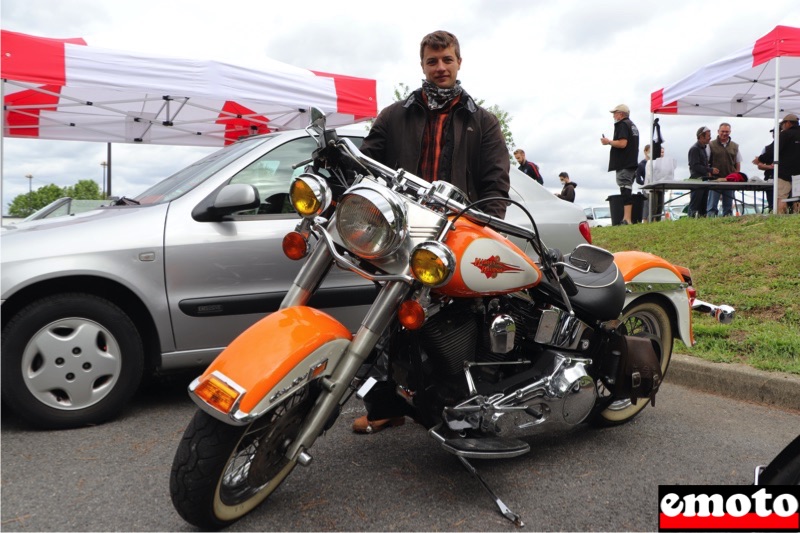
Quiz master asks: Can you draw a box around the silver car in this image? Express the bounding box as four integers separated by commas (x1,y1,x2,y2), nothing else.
1,127,591,429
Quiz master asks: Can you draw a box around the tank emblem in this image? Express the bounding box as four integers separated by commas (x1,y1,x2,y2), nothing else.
471,255,523,279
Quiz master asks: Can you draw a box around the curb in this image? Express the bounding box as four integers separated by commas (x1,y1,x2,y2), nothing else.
667,353,800,412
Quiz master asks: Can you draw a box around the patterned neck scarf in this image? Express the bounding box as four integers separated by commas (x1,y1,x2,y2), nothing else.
421,79,463,110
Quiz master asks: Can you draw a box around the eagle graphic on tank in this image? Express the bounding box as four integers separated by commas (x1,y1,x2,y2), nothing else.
437,219,542,297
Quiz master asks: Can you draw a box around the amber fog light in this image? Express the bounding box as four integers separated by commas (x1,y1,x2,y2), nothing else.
410,241,455,288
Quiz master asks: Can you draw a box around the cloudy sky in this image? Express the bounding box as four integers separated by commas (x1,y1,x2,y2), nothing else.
2,0,799,214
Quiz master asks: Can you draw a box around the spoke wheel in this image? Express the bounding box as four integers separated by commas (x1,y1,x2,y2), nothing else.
171,384,319,529
591,300,673,426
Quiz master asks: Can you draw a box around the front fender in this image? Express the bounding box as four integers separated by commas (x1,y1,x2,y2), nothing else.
190,306,352,424
614,251,694,347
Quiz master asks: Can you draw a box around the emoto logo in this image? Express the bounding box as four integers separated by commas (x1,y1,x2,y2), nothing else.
471,255,523,279
658,485,800,531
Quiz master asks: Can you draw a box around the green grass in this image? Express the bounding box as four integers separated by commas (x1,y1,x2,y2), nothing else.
591,215,800,375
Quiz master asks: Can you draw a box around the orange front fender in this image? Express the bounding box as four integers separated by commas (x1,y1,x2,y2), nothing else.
195,306,352,416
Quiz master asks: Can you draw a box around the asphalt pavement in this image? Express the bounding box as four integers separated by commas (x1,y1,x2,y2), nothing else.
668,352,800,411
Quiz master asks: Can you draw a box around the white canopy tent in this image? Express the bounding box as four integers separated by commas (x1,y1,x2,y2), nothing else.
1,29,377,211
650,25,800,209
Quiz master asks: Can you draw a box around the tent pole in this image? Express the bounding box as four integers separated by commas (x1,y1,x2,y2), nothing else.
107,142,112,198
647,112,654,221
773,56,780,213
1,79,4,219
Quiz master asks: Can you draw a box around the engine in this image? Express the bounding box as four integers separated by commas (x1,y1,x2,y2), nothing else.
402,294,597,433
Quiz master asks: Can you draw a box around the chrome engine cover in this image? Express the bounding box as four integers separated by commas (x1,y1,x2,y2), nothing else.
444,354,596,436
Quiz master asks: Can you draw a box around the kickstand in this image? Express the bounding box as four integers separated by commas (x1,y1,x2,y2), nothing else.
458,456,524,527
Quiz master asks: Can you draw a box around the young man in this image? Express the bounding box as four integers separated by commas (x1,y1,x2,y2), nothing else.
353,30,511,434
601,104,639,224
513,149,544,185
555,172,576,202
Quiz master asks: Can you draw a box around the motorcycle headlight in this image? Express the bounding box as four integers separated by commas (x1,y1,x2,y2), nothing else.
410,241,455,287
290,173,331,218
335,185,407,259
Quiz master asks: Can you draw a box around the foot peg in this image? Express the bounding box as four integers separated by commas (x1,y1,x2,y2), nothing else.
442,437,530,459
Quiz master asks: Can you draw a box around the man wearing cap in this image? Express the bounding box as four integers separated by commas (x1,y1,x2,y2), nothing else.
601,104,639,224
757,113,800,213
687,126,717,217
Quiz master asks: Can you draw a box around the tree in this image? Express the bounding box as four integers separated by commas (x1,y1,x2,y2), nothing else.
8,180,103,217
64,180,103,200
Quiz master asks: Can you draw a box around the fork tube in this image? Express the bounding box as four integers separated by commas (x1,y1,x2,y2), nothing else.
287,280,411,456
281,240,334,308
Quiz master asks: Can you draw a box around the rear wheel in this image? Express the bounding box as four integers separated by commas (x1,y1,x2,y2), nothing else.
170,384,319,529
591,300,673,426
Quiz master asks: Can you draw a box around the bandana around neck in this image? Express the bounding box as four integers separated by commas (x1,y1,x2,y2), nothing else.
422,80,463,110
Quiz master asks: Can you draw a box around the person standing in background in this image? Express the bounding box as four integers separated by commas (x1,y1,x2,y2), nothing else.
687,126,717,217
513,149,544,185
636,144,651,221
753,128,775,212
555,172,576,202
707,122,741,216
764,113,800,214
601,104,639,225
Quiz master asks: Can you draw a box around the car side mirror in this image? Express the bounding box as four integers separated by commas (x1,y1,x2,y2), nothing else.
192,184,260,222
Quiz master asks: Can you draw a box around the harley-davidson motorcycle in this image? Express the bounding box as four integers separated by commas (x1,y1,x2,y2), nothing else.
169,109,735,529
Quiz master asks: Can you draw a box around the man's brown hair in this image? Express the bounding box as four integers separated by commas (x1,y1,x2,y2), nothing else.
420,31,460,60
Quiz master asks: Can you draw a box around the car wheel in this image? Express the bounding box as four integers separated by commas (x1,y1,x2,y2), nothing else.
1,293,144,429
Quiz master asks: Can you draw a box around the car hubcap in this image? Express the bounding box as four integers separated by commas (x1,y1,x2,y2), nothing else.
21,318,122,410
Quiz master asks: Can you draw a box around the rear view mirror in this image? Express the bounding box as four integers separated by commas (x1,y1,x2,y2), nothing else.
568,244,615,273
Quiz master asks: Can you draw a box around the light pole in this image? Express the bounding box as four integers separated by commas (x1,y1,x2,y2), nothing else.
100,161,108,198
25,174,33,216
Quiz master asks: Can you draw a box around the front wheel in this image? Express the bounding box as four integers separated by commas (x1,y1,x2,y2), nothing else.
1,293,144,429
170,383,319,529
590,300,674,427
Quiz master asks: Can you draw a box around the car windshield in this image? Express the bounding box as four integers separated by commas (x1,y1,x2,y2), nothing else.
594,207,611,218
133,135,274,205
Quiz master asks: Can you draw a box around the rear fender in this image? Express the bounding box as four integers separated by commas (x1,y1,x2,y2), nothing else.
614,251,693,347
189,306,352,424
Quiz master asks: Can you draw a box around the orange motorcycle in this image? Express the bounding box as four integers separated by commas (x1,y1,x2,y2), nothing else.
170,109,734,528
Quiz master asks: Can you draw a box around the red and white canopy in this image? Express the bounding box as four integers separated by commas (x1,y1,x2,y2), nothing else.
1,29,378,147
651,25,800,119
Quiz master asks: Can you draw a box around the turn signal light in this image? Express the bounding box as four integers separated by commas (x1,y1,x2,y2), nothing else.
282,231,309,260
398,300,426,330
195,375,241,414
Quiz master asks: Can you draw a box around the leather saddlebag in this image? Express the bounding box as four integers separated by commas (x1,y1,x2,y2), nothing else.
615,334,663,406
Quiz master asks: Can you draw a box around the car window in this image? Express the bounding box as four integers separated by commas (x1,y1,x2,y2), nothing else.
228,135,365,216
229,137,317,215
134,135,273,205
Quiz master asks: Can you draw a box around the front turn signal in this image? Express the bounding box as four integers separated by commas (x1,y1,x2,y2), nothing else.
283,231,309,260
398,300,426,330
194,374,242,414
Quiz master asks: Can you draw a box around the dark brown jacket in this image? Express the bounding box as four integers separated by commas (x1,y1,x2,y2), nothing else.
360,89,510,218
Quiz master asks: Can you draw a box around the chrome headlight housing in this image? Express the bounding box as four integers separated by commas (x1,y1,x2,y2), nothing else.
290,173,332,218
335,183,407,259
